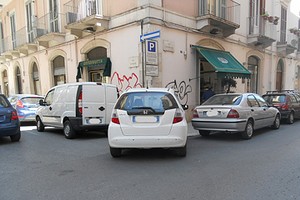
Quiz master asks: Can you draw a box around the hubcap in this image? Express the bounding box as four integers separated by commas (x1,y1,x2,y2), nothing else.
64,125,70,136
247,123,253,136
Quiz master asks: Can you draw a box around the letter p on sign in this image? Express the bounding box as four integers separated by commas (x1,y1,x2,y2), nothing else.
147,41,156,52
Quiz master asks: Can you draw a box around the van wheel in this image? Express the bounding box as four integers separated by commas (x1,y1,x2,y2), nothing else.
36,117,44,132
241,120,253,140
63,120,76,139
110,147,122,157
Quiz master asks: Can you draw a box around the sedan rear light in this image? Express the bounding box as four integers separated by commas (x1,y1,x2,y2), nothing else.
16,100,24,108
192,109,199,118
11,111,18,120
111,111,120,124
173,108,183,124
280,103,289,111
227,109,239,118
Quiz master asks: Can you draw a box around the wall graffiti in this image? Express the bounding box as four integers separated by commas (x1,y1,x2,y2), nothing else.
110,72,142,93
165,80,192,106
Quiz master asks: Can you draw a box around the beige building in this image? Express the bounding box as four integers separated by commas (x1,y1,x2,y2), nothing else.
0,0,299,119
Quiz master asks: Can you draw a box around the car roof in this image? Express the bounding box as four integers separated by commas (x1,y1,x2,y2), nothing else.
124,88,174,94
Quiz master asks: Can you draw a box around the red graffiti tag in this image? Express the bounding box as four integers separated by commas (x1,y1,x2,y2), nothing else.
110,72,142,93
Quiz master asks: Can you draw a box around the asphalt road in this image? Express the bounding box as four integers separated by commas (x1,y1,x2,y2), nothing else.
1,122,300,200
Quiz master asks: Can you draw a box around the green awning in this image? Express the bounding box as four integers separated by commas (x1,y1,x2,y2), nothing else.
76,58,111,81
192,45,251,79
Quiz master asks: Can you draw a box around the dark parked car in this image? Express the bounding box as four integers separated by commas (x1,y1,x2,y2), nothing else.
0,94,21,142
8,94,44,123
262,90,300,124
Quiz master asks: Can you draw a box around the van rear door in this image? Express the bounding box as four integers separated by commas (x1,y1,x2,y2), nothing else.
82,84,106,125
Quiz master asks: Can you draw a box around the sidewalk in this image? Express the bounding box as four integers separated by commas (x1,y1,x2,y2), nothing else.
187,122,198,136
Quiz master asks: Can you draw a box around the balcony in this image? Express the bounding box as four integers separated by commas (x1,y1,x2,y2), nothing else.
34,13,67,48
247,16,276,48
277,31,298,56
196,0,240,37
64,0,109,38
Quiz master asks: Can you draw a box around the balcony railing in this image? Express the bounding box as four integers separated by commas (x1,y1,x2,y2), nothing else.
33,12,67,37
64,0,103,24
247,16,277,40
198,0,240,25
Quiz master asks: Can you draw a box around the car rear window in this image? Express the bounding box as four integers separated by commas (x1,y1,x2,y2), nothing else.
263,95,286,104
0,96,10,108
203,94,242,105
115,92,178,111
21,97,43,104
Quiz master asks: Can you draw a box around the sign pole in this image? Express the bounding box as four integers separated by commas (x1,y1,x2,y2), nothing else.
141,20,145,87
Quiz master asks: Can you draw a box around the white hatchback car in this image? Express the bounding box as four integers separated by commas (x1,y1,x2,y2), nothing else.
108,88,188,157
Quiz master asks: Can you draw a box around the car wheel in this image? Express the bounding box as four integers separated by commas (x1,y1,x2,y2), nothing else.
174,144,187,157
63,120,76,139
36,117,45,132
287,112,294,124
10,130,21,142
272,114,281,129
241,120,253,140
110,147,122,157
199,130,210,137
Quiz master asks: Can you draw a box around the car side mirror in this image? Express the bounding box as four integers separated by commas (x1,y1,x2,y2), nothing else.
182,104,189,110
39,99,45,106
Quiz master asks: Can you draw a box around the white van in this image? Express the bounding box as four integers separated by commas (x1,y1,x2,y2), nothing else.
36,82,119,139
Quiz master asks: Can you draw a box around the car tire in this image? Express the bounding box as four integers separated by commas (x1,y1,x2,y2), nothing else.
10,130,21,142
63,120,76,139
241,120,253,140
174,144,187,157
272,114,281,129
199,130,210,137
36,117,45,132
287,112,294,124
110,147,122,157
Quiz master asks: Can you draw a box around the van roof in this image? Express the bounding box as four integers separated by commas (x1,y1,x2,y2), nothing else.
50,82,117,89
125,87,175,94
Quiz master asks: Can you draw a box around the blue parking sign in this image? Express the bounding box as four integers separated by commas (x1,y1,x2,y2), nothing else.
147,41,156,52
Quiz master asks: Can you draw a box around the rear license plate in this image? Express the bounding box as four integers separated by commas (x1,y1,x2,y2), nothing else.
86,118,103,124
133,116,159,123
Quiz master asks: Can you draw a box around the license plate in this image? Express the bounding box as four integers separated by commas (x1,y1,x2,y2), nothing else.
133,116,159,123
86,118,103,124
206,110,219,117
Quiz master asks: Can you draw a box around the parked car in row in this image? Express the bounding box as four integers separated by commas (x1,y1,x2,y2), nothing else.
36,82,119,139
192,93,281,140
0,94,21,142
108,88,188,157
262,90,300,124
8,94,44,123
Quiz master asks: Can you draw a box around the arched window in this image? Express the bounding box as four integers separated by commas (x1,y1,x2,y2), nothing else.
247,56,259,93
16,67,22,94
53,56,66,86
86,47,107,83
32,63,41,94
2,70,9,96
276,60,284,91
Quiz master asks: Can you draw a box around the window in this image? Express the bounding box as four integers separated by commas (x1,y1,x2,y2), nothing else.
44,90,55,105
254,94,267,107
280,6,287,43
247,95,259,107
49,0,59,32
26,1,34,42
10,13,16,49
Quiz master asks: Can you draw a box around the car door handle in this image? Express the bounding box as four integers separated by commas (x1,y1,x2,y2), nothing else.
98,106,105,111
49,107,52,111
251,109,254,112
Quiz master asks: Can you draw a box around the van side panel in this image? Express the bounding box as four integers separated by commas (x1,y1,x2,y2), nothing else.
82,84,106,125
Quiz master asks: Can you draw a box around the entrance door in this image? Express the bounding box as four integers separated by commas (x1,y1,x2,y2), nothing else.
89,70,103,82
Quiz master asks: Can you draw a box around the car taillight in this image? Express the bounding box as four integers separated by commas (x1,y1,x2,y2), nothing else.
192,109,199,118
11,111,18,120
227,109,239,118
111,111,120,124
78,91,82,114
16,100,24,108
280,103,289,110
173,108,183,124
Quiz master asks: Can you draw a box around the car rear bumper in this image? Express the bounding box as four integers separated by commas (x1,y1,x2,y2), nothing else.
69,117,108,131
0,124,20,136
191,118,247,132
278,110,291,119
108,125,187,148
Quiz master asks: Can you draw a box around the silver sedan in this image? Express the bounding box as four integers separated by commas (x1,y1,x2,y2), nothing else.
191,93,281,139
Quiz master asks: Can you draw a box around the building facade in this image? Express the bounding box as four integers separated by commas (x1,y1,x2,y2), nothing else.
0,0,299,120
